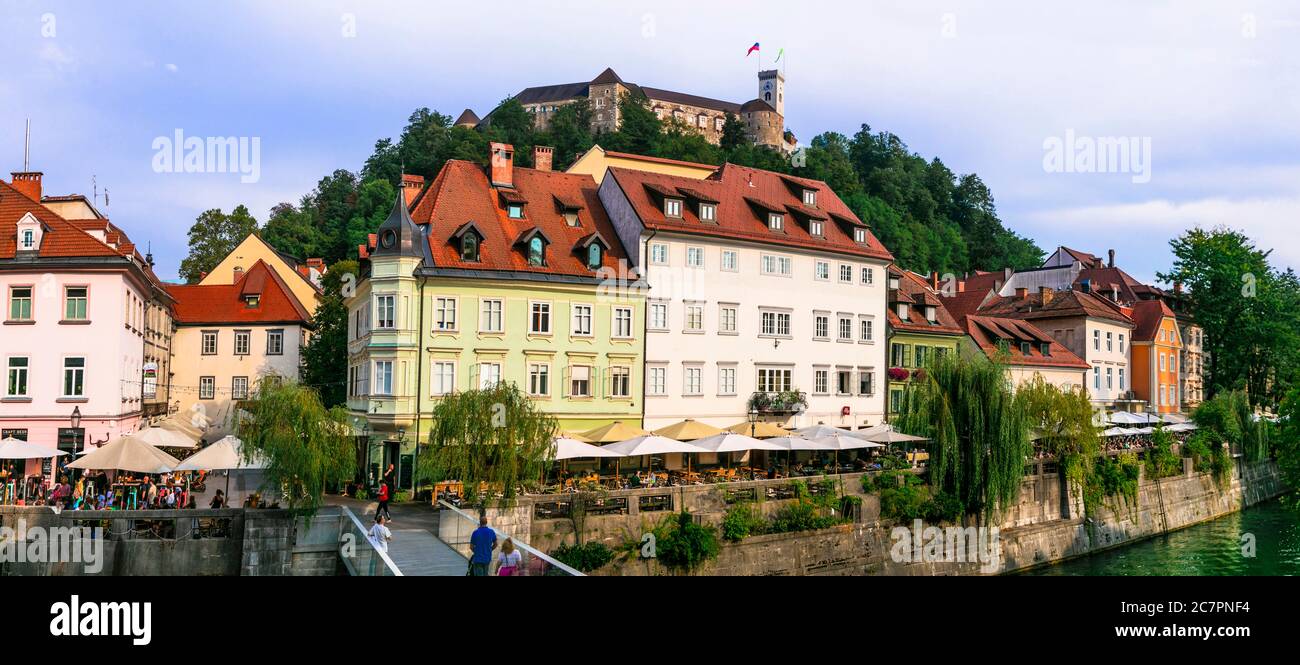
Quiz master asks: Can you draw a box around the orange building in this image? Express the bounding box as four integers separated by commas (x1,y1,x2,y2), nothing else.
1130,300,1184,413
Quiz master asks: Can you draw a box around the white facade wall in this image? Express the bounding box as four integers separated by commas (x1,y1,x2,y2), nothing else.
171,324,303,436
636,232,888,429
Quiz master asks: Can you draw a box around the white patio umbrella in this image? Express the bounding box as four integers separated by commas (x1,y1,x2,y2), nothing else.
67,434,180,474
813,433,885,476
864,427,929,446
1102,427,1128,437
602,435,704,480
794,424,870,440
766,434,834,477
550,437,625,461
131,425,199,449
1165,422,1198,433
690,432,786,453
175,436,267,470
0,438,67,503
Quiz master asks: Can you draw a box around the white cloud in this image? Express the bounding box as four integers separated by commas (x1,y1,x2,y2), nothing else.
38,42,75,70
164,63,178,73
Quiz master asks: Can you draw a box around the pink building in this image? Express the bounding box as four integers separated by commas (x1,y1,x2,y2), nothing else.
0,171,173,489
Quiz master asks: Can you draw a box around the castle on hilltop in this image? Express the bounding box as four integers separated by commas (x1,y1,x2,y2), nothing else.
456,67,796,154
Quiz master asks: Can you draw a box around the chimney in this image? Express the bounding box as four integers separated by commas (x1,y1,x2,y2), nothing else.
957,281,966,293
533,146,554,172
1040,286,1053,305
489,142,515,188
233,266,244,281
9,171,43,201
1108,249,1115,268
401,174,425,208
929,271,940,291
1015,287,1028,299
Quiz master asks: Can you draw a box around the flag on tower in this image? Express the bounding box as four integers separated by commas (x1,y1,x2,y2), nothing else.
747,42,760,56
775,47,784,63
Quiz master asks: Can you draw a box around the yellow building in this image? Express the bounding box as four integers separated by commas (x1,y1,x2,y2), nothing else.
199,233,323,314
566,144,718,183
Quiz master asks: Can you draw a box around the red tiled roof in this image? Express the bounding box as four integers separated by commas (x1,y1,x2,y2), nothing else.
887,268,964,335
409,160,631,278
962,315,1090,370
978,288,1134,327
1060,246,1101,266
940,287,997,321
0,180,128,259
1129,299,1176,342
606,163,894,262
1076,266,1144,304
165,260,312,326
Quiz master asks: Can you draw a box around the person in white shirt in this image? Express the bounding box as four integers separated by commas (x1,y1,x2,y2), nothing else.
496,538,523,576
368,514,393,554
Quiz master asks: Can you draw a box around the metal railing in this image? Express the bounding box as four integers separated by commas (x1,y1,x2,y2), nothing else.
339,505,403,576
437,500,583,577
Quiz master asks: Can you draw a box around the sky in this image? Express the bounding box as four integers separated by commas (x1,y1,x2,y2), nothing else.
3,0,1298,284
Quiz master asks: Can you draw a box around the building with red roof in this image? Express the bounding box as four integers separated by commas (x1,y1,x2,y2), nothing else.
884,268,966,413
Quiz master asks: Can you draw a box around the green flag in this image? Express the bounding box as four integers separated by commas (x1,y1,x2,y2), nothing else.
775,48,784,63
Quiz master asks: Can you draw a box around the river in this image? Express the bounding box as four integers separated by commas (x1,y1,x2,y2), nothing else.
1020,499,1300,575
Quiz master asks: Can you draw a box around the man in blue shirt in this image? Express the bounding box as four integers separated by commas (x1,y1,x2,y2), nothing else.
468,514,497,576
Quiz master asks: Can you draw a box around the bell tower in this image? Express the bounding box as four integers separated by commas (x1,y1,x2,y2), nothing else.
758,69,784,116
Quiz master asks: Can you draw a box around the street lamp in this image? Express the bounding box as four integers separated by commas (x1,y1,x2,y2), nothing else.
70,406,81,430
748,406,760,480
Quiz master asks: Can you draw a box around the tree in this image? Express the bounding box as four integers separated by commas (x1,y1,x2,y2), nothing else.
237,380,356,516
1274,387,1300,510
178,205,259,283
606,90,661,156
344,178,396,258
539,99,594,170
301,260,357,409
417,383,556,506
719,112,748,152
262,200,328,262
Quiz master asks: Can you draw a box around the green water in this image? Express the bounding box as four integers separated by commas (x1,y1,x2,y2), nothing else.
1021,499,1300,576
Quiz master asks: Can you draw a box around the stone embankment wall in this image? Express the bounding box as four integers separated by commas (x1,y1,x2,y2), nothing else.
491,459,1286,576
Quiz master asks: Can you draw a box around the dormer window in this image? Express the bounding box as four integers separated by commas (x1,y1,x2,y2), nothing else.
925,306,936,322
803,189,817,207
854,228,867,244
507,204,525,219
664,198,683,218
15,213,42,252
1039,342,1052,356
896,303,909,319
809,220,823,237
699,203,716,222
20,229,34,250
587,244,603,269
768,213,784,231
461,233,479,262
1020,341,1031,355
564,212,580,227
888,275,901,290
528,237,545,266
244,295,260,308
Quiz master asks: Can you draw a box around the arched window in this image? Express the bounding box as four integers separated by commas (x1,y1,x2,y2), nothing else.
528,237,545,266
587,244,602,269
461,233,478,262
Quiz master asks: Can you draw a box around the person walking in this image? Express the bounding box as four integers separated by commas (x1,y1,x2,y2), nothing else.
496,538,522,576
209,489,226,509
468,514,497,576
376,482,392,521
368,514,393,575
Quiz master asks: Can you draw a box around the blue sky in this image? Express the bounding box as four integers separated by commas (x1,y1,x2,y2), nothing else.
4,0,1298,284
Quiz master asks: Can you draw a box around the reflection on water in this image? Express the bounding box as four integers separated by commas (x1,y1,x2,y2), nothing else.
1020,499,1300,576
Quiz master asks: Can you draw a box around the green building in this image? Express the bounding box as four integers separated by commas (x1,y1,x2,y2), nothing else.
885,267,966,414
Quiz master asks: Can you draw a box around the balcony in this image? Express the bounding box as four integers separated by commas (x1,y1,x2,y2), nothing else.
746,389,808,416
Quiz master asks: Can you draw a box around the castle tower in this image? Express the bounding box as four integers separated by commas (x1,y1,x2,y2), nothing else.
758,69,784,117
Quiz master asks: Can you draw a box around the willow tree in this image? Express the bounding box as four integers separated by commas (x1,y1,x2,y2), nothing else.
418,383,556,507
236,380,356,516
1018,377,1100,488
894,353,1032,523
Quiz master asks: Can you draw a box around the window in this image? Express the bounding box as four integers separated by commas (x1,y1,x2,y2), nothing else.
63,287,87,320
853,228,867,244
201,331,218,355
429,297,455,331
199,376,215,400
1093,329,1100,351
837,265,852,283
527,363,549,396
700,204,717,222
761,254,791,276
814,314,829,339
433,362,456,395
838,316,852,341
20,229,34,250
861,267,874,285
234,331,250,356
1118,334,1125,352
613,307,633,338
684,303,704,332
530,302,551,334
649,302,668,330
1093,366,1100,390
1159,353,1166,371
891,343,907,367
1119,368,1126,390
572,304,593,336
8,287,32,321
650,243,668,265
761,310,791,337
803,189,817,207
648,366,666,395
508,204,524,219
527,237,545,266
836,370,852,395
1106,367,1113,389
478,362,501,390
375,361,394,395
664,198,683,218
6,357,28,397
858,369,875,396
895,303,910,320
717,366,736,395
480,299,503,333
376,295,396,329
814,370,829,394
768,213,784,231
683,366,702,395
686,246,704,268
587,244,602,269
460,233,479,262
809,220,823,237
232,376,249,400
915,346,930,367
569,365,591,397
609,366,631,398
756,368,792,393
815,261,830,281
266,330,284,355
1106,332,1113,351
860,318,874,342
719,305,737,334
721,250,738,271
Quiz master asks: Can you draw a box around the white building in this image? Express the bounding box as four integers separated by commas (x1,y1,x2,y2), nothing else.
599,163,894,430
